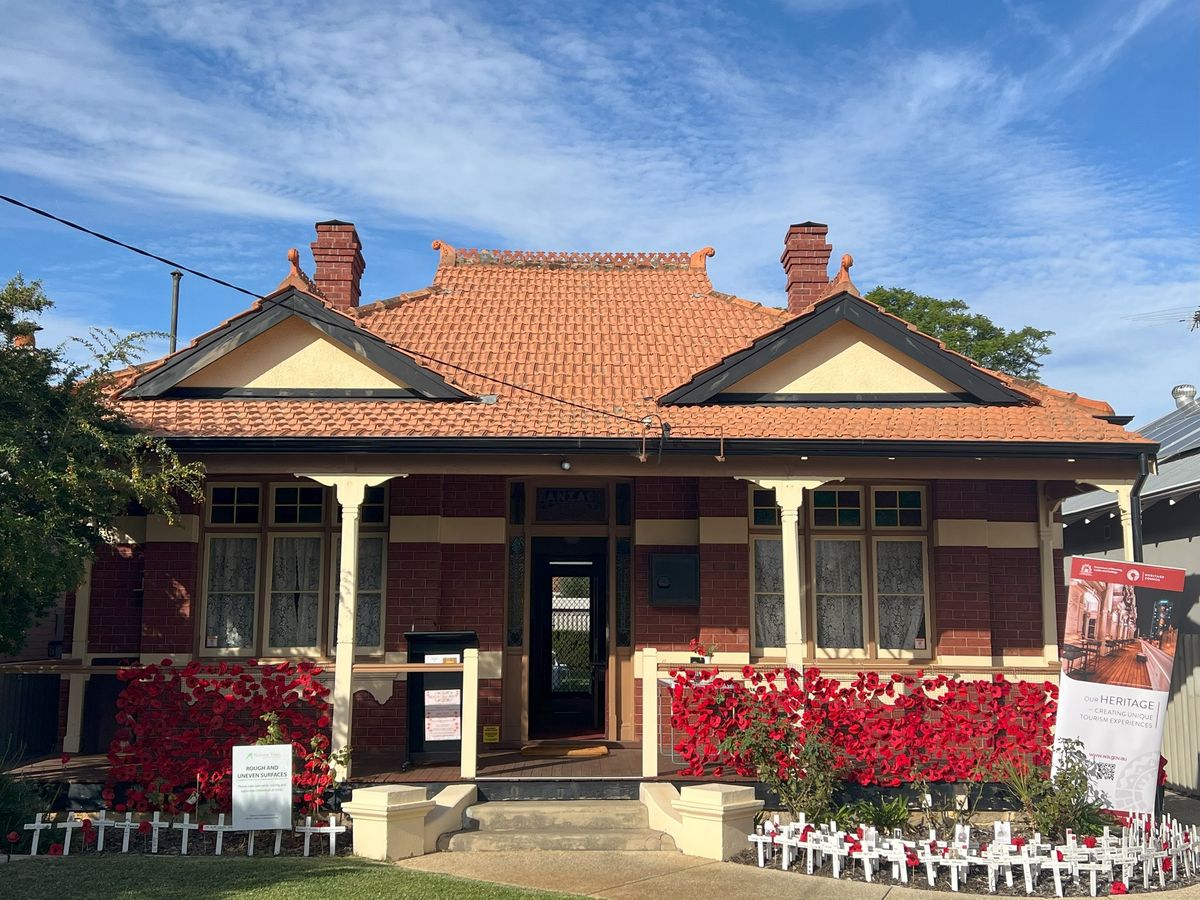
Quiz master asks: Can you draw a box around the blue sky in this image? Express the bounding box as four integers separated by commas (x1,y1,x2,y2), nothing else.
0,0,1196,423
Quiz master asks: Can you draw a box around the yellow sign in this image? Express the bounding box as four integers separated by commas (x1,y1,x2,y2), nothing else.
482,726,500,744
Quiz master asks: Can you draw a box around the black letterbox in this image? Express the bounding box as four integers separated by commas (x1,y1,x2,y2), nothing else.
405,631,479,764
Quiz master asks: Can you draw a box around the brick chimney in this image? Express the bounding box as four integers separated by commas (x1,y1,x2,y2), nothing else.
310,220,365,308
781,221,833,315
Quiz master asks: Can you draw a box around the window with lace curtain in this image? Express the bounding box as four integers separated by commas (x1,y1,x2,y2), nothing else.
749,483,931,659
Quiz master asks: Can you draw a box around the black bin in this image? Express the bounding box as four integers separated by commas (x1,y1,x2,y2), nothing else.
405,631,478,764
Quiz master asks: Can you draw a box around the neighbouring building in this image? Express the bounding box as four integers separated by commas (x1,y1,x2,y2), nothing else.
6,220,1157,778
1065,386,1200,793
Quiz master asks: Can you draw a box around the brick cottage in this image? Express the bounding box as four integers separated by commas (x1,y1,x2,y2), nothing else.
20,220,1155,779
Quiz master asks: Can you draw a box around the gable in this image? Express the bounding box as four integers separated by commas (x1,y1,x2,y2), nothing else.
660,291,1027,406
177,317,406,391
123,287,473,400
724,319,963,397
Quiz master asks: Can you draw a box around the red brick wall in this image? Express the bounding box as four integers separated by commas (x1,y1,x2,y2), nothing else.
479,679,502,737
932,546,992,656
988,548,1043,655
88,545,145,654
634,545,701,651
140,542,197,654
635,477,699,519
698,478,746,517
389,542,441,646
985,481,1039,522
352,683,407,751
439,544,505,651
699,544,750,653
932,480,1038,521
443,476,506,517
390,474,443,516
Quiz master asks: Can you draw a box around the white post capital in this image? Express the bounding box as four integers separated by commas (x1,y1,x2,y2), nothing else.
1079,479,1137,560
672,784,764,860
342,784,435,861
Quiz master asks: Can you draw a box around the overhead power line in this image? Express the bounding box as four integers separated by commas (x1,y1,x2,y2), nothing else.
1,194,650,428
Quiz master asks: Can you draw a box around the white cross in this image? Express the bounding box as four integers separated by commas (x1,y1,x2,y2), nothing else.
876,837,912,884
209,814,238,856
147,812,170,854
819,831,850,880
112,813,139,854
747,830,774,868
89,812,113,854
174,814,200,855
23,813,52,857
295,815,346,857
1041,847,1074,898
56,813,86,857
938,845,971,892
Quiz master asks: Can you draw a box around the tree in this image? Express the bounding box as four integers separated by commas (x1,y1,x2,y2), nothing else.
866,286,1053,381
0,274,203,655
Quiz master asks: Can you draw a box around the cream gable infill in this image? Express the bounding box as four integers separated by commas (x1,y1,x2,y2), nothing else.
177,316,407,390
724,319,962,396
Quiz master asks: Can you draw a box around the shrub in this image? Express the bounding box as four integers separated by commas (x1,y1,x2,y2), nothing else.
997,737,1116,840
0,739,54,854
106,659,343,819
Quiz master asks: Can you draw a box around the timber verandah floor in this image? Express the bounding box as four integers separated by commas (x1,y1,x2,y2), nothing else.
1068,638,1172,691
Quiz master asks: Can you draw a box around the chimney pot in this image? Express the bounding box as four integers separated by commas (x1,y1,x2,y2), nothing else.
781,222,833,315
310,221,365,308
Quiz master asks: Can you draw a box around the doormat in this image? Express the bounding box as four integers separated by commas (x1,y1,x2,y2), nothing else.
518,743,610,759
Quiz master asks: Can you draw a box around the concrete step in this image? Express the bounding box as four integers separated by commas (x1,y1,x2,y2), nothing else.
446,828,678,852
467,800,650,832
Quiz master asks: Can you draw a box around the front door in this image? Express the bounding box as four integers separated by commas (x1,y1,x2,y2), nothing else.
530,537,608,738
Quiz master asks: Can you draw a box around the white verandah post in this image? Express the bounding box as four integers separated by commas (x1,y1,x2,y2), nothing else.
737,476,843,669
299,473,402,780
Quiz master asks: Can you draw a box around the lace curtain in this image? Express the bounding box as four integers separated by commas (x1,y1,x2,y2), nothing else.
876,540,926,649
270,536,322,648
332,536,386,648
814,539,863,649
206,537,258,649
753,538,785,649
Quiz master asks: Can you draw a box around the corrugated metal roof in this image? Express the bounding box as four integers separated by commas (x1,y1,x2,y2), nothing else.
1064,401,1200,517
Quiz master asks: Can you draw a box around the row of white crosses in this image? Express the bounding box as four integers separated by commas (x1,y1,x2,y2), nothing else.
748,814,1200,896
21,812,347,858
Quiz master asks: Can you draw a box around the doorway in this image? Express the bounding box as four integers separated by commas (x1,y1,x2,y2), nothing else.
529,537,608,738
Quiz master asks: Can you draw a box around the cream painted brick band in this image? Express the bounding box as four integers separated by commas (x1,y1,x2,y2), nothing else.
933,519,1039,549
146,514,199,543
634,519,699,546
104,515,147,545
698,516,749,544
388,516,506,544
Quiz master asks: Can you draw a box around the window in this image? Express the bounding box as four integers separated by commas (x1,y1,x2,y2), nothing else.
812,489,862,528
267,535,323,651
875,538,929,651
752,536,785,651
330,535,386,651
749,482,932,660
204,536,258,649
872,488,924,528
813,538,865,649
273,485,326,525
208,485,260,525
338,485,386,525
752,490,780,526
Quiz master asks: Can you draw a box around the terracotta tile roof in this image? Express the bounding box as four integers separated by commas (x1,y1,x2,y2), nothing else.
115,244,1151,448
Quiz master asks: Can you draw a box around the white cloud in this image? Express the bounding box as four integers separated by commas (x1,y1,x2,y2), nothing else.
0,0,1195,421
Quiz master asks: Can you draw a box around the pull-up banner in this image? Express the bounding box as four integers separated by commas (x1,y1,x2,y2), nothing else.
1054,556,1187,815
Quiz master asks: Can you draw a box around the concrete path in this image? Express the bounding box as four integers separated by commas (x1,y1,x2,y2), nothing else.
400,849,1200,899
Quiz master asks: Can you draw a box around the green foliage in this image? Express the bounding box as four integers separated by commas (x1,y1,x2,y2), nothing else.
837,795,911,833
866,286,1053,381
997,738,1116,840
0,274,204,655
0,739,57,854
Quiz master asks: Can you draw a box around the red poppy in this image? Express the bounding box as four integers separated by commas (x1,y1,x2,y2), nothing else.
1164,858,1173,873
6,832,18,844
137,821,152,834
60,753,72,765
1111,882,1128,895
1084,836,1097,848
47,843,63,856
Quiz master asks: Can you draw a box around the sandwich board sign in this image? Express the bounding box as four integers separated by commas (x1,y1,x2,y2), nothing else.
232,744,293,830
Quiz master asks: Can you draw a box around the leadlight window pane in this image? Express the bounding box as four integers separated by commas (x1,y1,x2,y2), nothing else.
814,538,863,648
877,540,927,650
205,537,257,649
332,536,386,649
535,487,607,523
210,485,260,525
753,538,784,648
269,536,321,648
873,488,923,528
616,536,632,646
507,536,525,647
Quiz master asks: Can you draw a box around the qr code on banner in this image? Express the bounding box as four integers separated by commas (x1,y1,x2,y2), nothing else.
1094,762,1117,781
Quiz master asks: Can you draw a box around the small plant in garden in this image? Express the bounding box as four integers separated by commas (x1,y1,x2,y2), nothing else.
687,637,715,660
838,795,911,833
106,658,343,818
0,739,57,855
996,737,1116,841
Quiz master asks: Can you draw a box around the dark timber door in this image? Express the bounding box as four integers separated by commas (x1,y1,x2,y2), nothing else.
530,537,608,737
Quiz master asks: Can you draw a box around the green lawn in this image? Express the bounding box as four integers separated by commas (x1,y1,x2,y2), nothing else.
3,855,576,900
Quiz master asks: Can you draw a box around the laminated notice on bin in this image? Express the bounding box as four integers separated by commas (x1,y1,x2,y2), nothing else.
232,743,293,830
424,688,462,740
425,653,461,665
